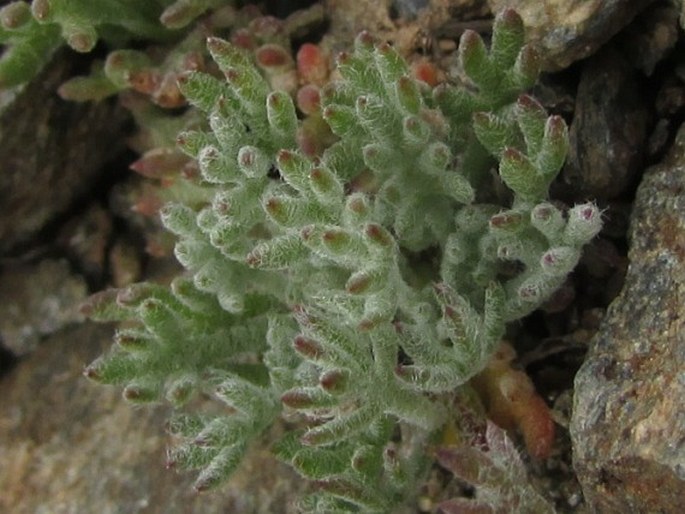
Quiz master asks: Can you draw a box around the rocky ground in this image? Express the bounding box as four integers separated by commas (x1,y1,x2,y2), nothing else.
1,1,683,513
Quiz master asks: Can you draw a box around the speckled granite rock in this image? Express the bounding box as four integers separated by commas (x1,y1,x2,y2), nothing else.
0,49,128,254
486,0,657,71
0,259,87,356
570,124,685,513
0,322,305,514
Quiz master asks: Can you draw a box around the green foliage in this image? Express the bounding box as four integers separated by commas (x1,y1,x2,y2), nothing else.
82,8,600,511
0,0,230,89
0,2,60,88
437,422,555,513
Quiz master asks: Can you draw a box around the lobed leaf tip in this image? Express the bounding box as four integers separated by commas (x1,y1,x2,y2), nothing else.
31,0,50,21
497,7,523,28
1,2,31,29
281,390,313,408
459,29,482,49
296,85,321,115
346,273,371,294
502,146,525,162
265,196,282,213
206,36,225,50
365,223,393,247
335,51,351,67
319,369,348,392
83,364,102,382
471,111,490,125
411,62,439,87
489,211,523,229
68,32,96,53
517,93,541,109
355,30,375,49
256,44,291,68
375,41,392,55
293,335,324,359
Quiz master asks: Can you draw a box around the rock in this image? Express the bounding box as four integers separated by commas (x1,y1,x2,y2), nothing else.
324,0,489,57
391,0,431,20
0,259,87,356
0,49,128,254
570,123,685,513
486,0,657,71
324,0,406,53
57,204,113,283
616,1,679,76
562,45,650,201
0,322,305,514
0,345,17,379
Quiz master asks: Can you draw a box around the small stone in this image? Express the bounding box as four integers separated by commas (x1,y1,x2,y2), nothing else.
437,38,456,52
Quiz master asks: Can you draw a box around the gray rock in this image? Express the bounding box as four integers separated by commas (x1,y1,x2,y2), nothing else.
0,259,87,356
562,45,650,201
487,0,658,71
677,0,685,29
0,322,305,514
391,0,431,20
616,1,680,76
0,49,128,254
570,124,685,513
57,204,113,282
